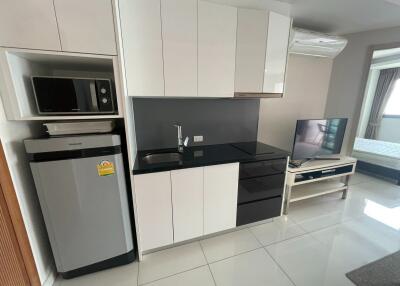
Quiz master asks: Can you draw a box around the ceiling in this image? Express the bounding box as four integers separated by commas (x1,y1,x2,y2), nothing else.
212,0,400,35
290,0,400,35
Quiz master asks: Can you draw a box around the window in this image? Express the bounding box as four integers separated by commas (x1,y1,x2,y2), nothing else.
384,78,400,116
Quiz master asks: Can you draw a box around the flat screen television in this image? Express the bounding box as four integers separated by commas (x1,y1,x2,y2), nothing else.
291,118,348,161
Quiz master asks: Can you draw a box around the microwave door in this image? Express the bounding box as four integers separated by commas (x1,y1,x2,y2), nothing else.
89,80,99,112
33,78,79,114
73,79,93,113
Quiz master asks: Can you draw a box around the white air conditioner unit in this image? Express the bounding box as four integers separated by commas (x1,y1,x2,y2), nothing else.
289,28,348,58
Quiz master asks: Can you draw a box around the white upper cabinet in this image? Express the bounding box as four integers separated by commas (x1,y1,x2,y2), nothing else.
0,0,61,50
235,9,291,95
134,172,173,251
203,163,239,235
54,0,117,55
198,1,237,98
235,8,267,93
263,12,291,94
119,0,164,97
171,167,203,242
162,0,197,97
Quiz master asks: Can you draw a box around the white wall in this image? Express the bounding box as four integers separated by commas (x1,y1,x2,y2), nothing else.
325,26,400,155
378,117,400,143
257,54,333,151
0,98,55,285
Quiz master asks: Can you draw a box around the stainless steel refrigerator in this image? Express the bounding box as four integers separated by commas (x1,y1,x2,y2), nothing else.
25,134,134,278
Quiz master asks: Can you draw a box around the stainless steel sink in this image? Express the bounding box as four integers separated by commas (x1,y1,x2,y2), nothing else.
142,152,182,164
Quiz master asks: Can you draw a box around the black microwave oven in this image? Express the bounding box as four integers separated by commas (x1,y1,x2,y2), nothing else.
31,76,117,115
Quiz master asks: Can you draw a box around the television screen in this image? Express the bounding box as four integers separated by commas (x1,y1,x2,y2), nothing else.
291,118,348,160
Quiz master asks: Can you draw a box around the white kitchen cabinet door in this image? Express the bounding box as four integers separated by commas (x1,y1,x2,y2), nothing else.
198,1,237,98
134,172,173,251
162,0,197,97
203,163,239,235
119,0,164,97
54,0,117,55
0,0,60,50
263,12,291,94
171,167,203,242
235,8,268,93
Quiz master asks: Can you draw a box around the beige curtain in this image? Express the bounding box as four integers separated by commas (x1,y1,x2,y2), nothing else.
365,68,400,139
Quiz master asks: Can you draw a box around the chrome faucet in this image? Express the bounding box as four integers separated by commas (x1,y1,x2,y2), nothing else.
173,123,189,152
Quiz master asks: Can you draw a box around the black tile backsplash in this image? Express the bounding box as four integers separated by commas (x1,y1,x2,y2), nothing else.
132,98,260,150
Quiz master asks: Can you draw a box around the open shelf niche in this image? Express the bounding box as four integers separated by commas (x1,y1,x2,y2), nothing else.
0,48,124,121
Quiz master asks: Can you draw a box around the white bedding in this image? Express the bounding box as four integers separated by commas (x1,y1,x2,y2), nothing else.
352,138,400,170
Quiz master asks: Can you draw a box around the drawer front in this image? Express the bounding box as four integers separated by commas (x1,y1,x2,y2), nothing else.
238,173,285,204
295,164,354,183
236,196,282,226
239,159,287,179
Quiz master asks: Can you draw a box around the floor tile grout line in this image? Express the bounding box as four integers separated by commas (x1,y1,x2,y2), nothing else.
137,226,310,285
247,225,266,247
138,264,208,286
198,240,211,264
294,212,365,238
199,240,218,286
203,225,316,266
247,221,315,248
206,264,218,286
262,247,298,286
137,215,365,285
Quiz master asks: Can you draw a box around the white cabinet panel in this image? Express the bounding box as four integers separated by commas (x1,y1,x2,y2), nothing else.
54,0,117,55
198,1,237,98
162,0,197,97
171,167,203,242
263,12,291,94
0,0,61,50
134,172,173,251
204,163,239,235
119,0,164,97
235,8,268,93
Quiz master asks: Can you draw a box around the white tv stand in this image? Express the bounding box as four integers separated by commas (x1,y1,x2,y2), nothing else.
283,156,357,214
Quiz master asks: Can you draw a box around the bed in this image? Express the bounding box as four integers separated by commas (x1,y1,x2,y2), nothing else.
352,137,400,185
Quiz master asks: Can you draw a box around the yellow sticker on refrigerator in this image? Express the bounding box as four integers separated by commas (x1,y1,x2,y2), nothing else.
97,160,115,176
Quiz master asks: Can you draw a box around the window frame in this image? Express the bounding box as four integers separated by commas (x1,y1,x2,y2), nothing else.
383,78,400,117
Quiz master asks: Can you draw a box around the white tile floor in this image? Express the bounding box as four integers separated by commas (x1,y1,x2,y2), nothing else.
55,172,400,286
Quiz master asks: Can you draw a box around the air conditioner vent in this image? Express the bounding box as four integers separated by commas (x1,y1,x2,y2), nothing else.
289,28,347,58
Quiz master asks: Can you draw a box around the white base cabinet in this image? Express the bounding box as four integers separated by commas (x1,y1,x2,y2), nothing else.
133,163,239,254
171,167,203,242
133,171,173,252
204,163,239,235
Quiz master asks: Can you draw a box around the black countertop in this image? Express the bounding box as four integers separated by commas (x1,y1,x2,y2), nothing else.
132,142,289,175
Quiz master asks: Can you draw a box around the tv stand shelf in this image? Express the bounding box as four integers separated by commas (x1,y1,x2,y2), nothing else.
283,157,357,214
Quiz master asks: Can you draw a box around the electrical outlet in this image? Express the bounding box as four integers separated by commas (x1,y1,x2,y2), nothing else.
193,135,203,143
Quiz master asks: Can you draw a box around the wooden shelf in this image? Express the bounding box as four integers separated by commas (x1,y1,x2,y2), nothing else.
290,181,347,202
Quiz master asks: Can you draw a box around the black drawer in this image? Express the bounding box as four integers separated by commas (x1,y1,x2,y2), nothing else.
294,164,354,183
239,159,287,179
238,173,285,204
236,196,282,226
